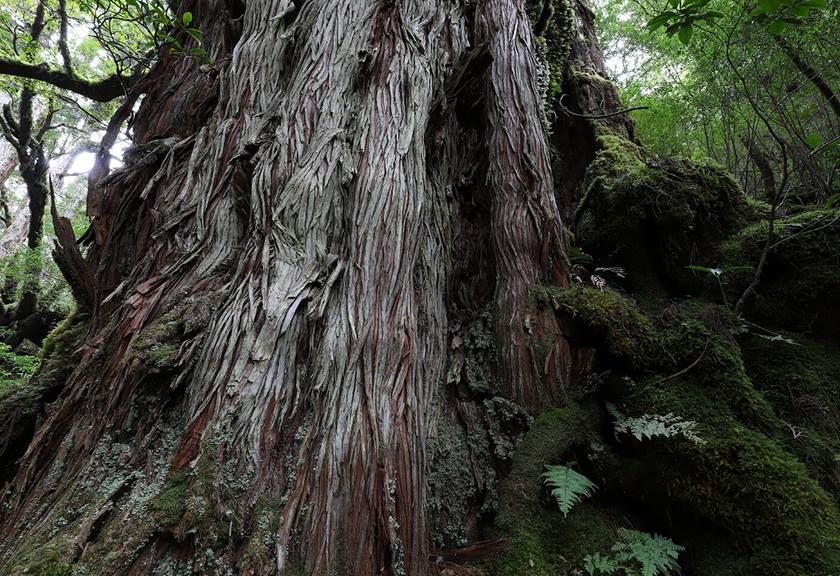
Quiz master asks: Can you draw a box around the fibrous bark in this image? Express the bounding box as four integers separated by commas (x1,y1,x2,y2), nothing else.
0,0,612,574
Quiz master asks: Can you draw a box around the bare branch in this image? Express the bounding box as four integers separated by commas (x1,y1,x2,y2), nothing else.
57,0,74,75
0,60,137,102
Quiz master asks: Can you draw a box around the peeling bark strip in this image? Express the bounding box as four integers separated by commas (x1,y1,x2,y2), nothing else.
0,1,581,574
480,0,571,411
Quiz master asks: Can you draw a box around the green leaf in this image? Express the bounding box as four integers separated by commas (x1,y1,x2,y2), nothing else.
647,12,676,32
584,552,620,575
186,28,203,44
804,133,821,148
678,24,693,44
543,464,597,517
826,193,839,209
182,11,193,26
767,19,787,33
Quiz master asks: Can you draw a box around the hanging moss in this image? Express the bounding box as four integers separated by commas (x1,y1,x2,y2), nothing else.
720,209,840,337
575,130,751,294
526,0,574,87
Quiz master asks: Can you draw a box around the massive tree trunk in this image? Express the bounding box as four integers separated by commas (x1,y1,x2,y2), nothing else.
0,0,623,574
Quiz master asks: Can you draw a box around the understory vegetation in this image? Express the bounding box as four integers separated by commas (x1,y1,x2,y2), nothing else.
480,123,840,575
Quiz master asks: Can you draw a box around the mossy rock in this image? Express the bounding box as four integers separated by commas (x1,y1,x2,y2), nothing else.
616,377,840,575
653,301,778,430
721,209,840,338
494,290,840,575
535,284,661,371
575,130,751,294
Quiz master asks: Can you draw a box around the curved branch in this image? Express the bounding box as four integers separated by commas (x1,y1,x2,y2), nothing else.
0,59,136,102
558,94,649,119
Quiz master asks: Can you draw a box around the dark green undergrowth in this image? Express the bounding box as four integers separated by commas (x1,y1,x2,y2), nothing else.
491,127,840,575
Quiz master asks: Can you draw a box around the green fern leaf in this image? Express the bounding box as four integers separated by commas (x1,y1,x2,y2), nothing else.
612,528,684,576
542,464,597,517
584,552,619,575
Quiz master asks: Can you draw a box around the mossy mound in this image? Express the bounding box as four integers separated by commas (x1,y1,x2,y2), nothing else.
490,287,840,576
487,404,618,575
535,284,660,370
740,331,840,496
720,209,840,338
575,131,752,293
615,372,840,574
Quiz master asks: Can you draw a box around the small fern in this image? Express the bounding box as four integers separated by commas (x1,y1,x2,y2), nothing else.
584,529,684,576
612,529,684,576
542,464,597,517
584,552,619,575
608,403,705,445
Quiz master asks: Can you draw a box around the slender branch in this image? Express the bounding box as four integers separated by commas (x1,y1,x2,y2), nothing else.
0,60,137,102
654,340,709,385
558,94,649,119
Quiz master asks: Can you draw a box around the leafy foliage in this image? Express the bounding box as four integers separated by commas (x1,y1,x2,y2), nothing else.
0,341,38,393
542,464,597,517
585,529,684,576
608,403,706,444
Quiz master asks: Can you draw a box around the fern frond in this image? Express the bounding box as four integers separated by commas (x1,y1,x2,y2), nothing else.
542,464,597,517
584,552,619,575
612,529,684,576
607,403,705,445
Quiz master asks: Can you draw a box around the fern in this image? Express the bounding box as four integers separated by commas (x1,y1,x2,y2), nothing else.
612,529,684,576
584,552,619,575
584,529,684,576
607,403,705,445
542,464,596,517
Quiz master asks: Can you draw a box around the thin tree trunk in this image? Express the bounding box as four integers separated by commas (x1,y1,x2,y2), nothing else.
773,34,840,121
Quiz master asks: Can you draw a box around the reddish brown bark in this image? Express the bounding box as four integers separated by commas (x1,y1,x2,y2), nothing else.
0,1,616,574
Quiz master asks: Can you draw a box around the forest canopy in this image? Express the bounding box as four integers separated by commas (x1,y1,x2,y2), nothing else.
0,0,837,575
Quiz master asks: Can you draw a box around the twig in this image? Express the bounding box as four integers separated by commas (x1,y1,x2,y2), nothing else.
653,340,709,385
558,94,649,119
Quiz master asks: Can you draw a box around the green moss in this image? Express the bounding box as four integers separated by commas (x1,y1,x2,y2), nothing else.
0,310,89,481
619,377,840,575
488,404,608,575
535,284,660,370
526,0,574,81
150,470,189,527
128,312,185,373
242,497,283,571
21,550,74,576
740,331,840,495
576,130,751,293
655,301,778,429
720,209,840,336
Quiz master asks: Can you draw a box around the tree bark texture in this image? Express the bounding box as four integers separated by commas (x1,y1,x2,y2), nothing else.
0,1,622,574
